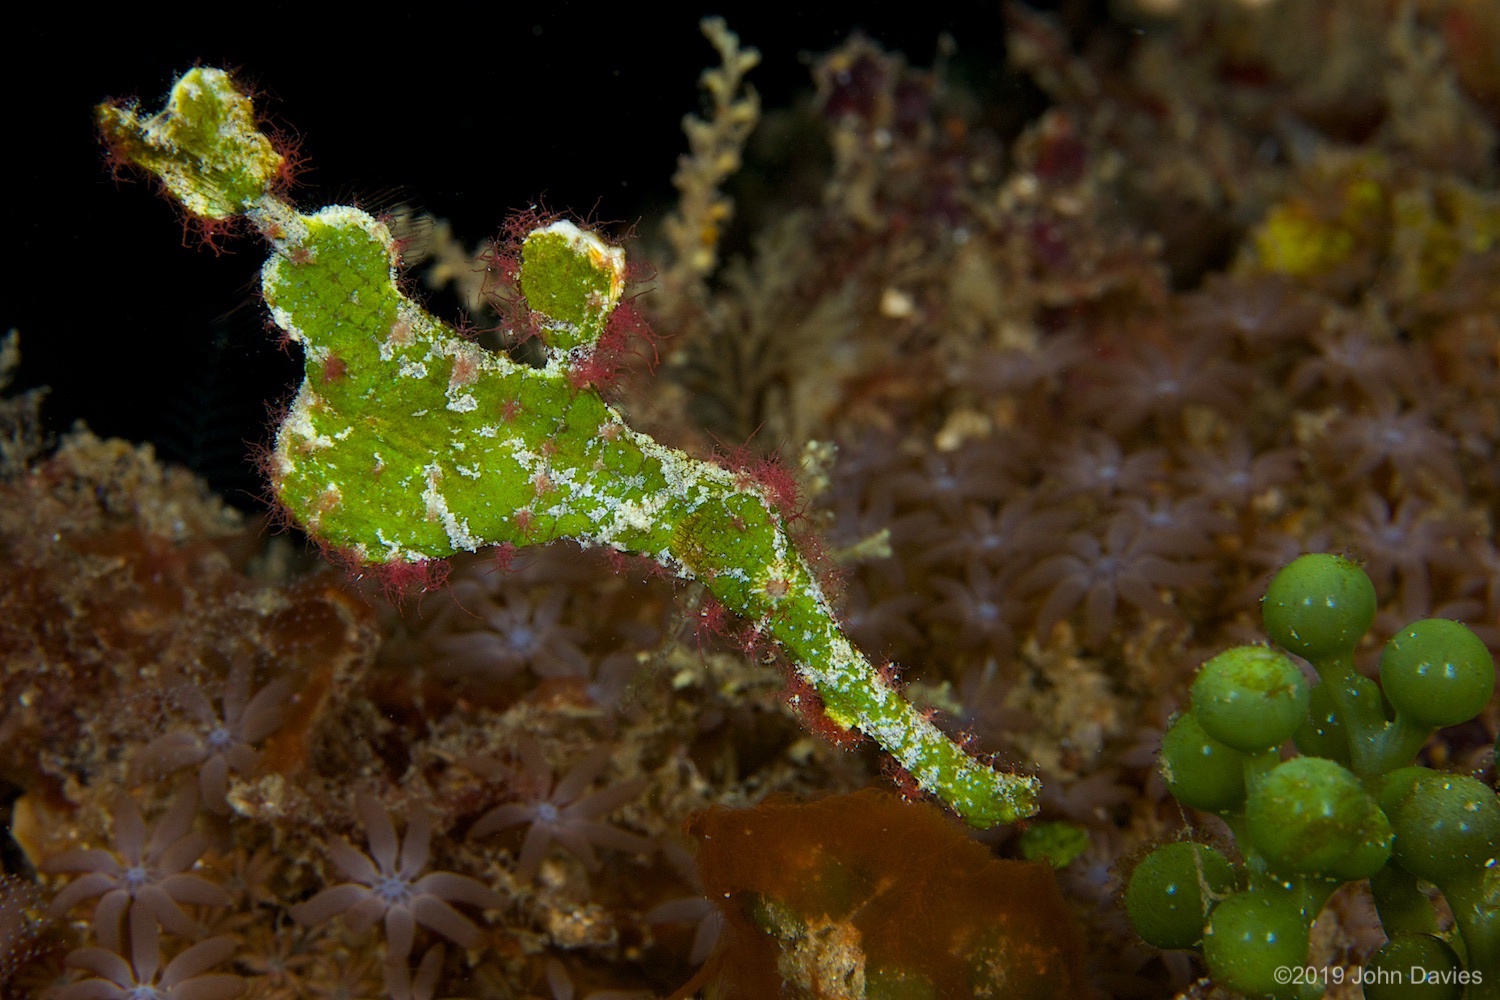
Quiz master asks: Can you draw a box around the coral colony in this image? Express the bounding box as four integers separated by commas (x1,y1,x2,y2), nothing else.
4,4,1500,998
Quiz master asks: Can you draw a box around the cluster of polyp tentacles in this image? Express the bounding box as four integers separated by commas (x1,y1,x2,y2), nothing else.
96,67,1038,829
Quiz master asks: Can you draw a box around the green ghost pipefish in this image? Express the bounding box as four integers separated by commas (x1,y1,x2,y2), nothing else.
97,67,1038,828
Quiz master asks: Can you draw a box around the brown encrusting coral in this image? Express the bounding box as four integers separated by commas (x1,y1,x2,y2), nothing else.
5,1,1500,996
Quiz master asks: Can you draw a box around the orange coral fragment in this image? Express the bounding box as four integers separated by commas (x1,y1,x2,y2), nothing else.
680,788,1082,999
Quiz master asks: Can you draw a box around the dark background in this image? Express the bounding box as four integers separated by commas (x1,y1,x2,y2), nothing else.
5,4,1096,508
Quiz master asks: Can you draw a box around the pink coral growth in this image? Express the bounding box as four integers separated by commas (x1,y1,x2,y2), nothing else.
45,788,228,962
468,740,653,883
1044,433,1168,503
917,498,1075,570
54,921,242,1000
1082,336,1251,435
924,564,1027,656
1020,512,1213,647
425,580,590,682
289,792,502,962
1290,322,1434,404
1339,493,1469,620
1178,273,1322,348
1174,433,1300,508
1320,400,1462,492
134,658,291,813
